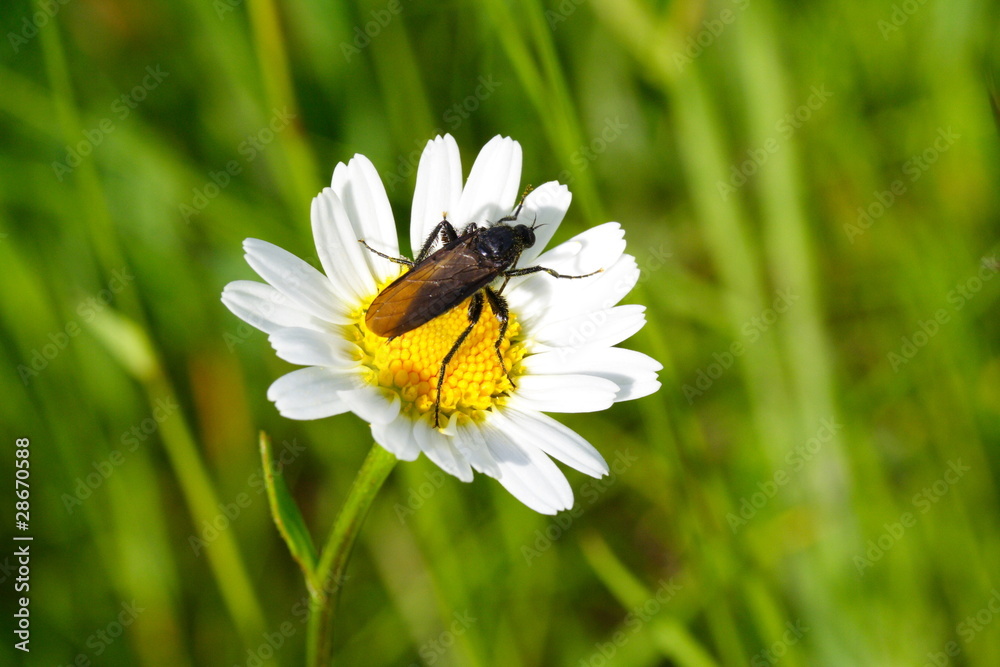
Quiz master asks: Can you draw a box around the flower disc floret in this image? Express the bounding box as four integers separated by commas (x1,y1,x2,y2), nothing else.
353,284,525,425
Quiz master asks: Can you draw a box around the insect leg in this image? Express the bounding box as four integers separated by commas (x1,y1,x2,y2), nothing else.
483,287,515,388
415,219,460,263
496,202,525,224
433,291,484,428
357,240,415,266
503,265,603,280
496,275,511,295
495,186,534,224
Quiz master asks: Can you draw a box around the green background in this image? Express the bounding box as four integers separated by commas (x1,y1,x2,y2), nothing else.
2,0,999,664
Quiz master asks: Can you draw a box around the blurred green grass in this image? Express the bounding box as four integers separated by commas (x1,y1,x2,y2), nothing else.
2,0,999,665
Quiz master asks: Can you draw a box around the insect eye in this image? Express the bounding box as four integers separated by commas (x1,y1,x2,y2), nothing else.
515,225,535,248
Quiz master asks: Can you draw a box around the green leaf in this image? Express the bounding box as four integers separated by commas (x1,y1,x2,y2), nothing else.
260,431,319,590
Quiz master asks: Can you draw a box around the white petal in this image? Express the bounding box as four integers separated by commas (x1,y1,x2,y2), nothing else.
268,327,356,368
523,222,626,276
266,367,353,420
371,415,421,461
340,386,400,425
413,420,473,482
513,374,618,413
511,253,640,328
515,181,572,267
410,135,463,255
243,239,350,323
480,420,572,514
494,406,608,478
331,155,401,284
615,379,661,401
523,347,662,402
311,188,379,303
504,223,630,323
452,417,501,477
452,135,522,227
529,304,646,350
221,281,328,334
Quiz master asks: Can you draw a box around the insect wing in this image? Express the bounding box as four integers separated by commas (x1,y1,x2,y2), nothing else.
365,237,500,337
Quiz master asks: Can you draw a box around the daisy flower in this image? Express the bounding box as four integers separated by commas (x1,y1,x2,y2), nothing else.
222,134,661,514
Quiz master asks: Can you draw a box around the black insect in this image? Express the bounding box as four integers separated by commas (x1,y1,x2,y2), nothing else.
359,199,601,428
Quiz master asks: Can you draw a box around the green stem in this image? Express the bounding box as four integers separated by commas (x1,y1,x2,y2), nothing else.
307,443,397,666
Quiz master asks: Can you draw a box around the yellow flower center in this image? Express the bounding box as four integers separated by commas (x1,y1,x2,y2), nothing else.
350,276,527,427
